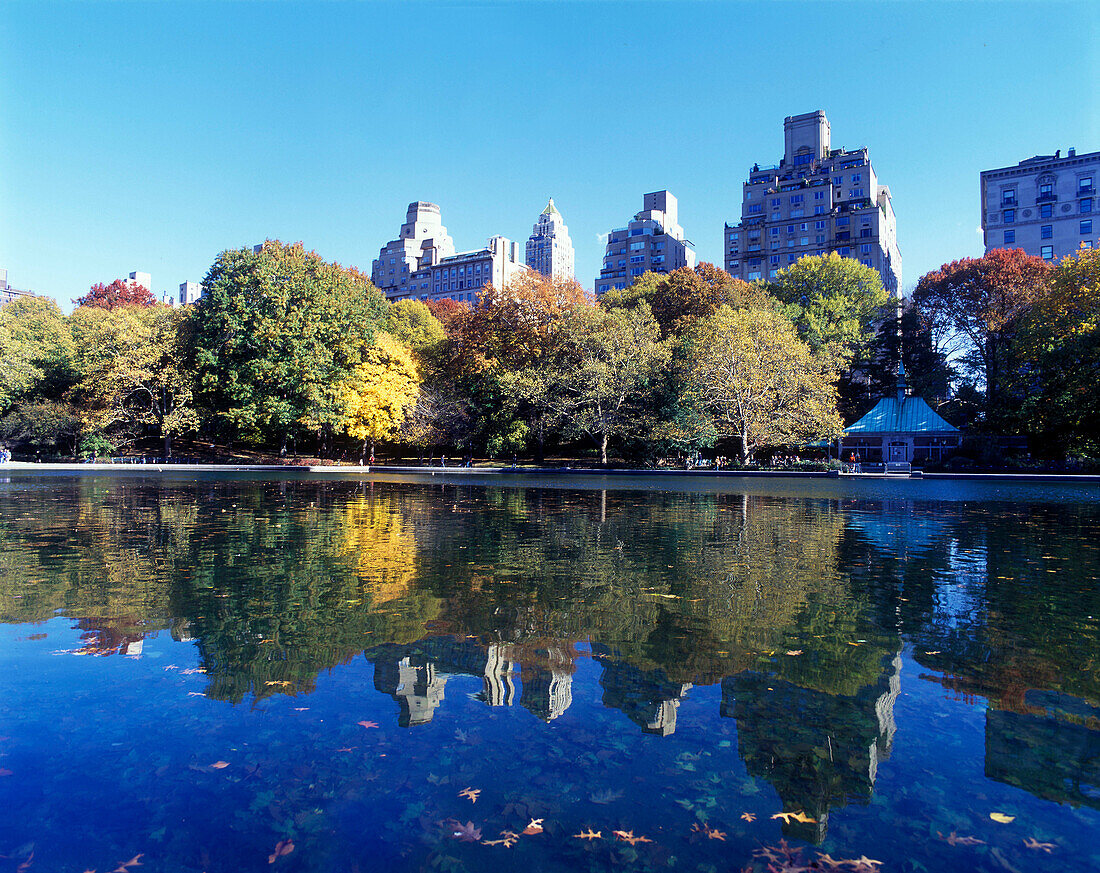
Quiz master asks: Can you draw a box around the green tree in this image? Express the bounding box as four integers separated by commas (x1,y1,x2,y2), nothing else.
188,240,386,453
0,296,76,411
687,306,843,462
336,333,421,462
385,300,445,353
767,253,889,367
535,303,669,465
1015,246,1100,456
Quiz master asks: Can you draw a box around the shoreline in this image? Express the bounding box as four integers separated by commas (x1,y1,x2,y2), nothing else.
2,461,1099,484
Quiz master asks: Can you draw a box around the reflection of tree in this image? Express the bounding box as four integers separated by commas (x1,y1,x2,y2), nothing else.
720,654,902,843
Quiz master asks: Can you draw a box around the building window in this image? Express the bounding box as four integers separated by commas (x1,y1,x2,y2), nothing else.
1080,177,1095,195
1039,181,1054,198
748,204,762,214
1082,220,1093,235
1041,225,1053,239
771,198,781,206
1041,245,1054,260
1041,203,1053,218
1004,230,1015,244
815,220,826,229
770,255,780,265
814,191,825,200
834,177,843,186
1082,199,1093,214
1082,241,1093,249
790,195,804,204
1002,189,1016,205
1003,208,1015,223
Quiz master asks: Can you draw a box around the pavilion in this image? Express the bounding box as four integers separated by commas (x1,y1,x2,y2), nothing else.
840,363,960,466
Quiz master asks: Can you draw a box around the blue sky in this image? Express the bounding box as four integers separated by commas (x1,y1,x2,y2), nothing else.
2,1,1097,310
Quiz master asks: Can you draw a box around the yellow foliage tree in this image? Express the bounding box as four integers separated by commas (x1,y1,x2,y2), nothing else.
336,333,420,462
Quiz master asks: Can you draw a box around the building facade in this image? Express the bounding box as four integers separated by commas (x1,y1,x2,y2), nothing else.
0,269,36,308
596,190,695,294
371,201,457,300
372,201,528,303
981,148,1098,261
525,198,575,282
724,111,902,296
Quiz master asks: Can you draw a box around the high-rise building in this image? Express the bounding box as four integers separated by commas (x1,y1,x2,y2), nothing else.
0,268,36,308
128,271,152,291
371,201,456,299
373,202,528,303
179,281,202,305
724,111,902,296
595,190,695,294
981,147,1098,262
525,198,575,282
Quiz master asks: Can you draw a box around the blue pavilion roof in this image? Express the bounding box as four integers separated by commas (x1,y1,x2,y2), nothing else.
844,395,958,435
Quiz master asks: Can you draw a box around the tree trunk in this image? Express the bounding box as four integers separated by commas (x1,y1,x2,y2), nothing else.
739,432,750,464
164,432,172,459
600,432,609,467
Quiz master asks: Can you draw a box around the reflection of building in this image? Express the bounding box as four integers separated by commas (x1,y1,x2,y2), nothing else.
842,362,959,466
520,663,573,721
367,638,520,726
720,654,902,842
595,650,692,735
724,111,902,295
981,147,1098,261
984,690,1100,810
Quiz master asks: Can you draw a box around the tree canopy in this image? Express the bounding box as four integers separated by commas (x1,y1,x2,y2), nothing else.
74,278,157,310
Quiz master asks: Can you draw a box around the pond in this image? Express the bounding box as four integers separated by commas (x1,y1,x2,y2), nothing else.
0,472,1098,872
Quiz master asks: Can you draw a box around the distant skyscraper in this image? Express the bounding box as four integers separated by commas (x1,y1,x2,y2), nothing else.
595,190,696,294
724,111,902,296
525,198,575,282
372,201,456,299
981,147,1098,262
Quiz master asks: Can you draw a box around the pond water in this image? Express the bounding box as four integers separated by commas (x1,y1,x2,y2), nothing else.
0,473,1098,873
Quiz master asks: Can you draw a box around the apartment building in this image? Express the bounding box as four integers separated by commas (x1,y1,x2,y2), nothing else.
595,190,696,294
0,269,36,308
372,201,529,302
525,198,575,282
724,111,902,296
981,148,1098,261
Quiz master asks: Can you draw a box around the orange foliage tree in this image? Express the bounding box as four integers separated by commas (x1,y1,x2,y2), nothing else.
74,279,158,310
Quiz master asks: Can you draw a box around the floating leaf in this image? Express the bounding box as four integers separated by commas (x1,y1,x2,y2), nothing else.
458,787,481,804
740,812,756,822
612,829,652,845
267,839,294,864
357,721,379,730
1023,838,1056,853
521,818,544,836
989,812,1015,823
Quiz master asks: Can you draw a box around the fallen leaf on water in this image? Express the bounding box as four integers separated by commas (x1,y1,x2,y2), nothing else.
937,830,985,847
210,761,229,769
789,811,817,824
852,857,883,868
458,787,481,803
925,650,941,655
449,821,482,843
521,818,544,836
482,831,519,848
187,692,205,697
771,810,813,824
691,822,726,840
267,839,294,863
573,828,602,840
612,829,652,845
785,650,803,656
181,668,205,675
16,850,34,873
1023,838,1056,853
989,812,1015,823
293,707,309,712
357,720,379,729
740,812,756,822
112,855,143,872
264,681,292,688
0,768,12,777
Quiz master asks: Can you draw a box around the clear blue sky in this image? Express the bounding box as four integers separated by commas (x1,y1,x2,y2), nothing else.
2,1,1097,310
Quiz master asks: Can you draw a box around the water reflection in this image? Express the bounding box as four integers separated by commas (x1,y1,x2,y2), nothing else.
0,475,1098,869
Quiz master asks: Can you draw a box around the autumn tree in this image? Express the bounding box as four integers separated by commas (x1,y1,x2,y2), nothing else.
0,295,76,412
385,300,445,353
601,263,767,339
187,240,387,453
69,305,199,457
687,306,843,462
913,248,1051,425
767,253,889,368
74,278,157,310
336,333,421,462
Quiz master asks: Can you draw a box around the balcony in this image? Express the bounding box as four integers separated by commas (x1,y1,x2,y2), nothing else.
1036,192,1058,203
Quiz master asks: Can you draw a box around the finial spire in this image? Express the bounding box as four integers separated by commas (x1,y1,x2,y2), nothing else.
543,197,560,216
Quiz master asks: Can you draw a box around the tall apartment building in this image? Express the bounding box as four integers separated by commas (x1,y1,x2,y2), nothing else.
724,111,902,296
372,201,528,303
981,148,1098,261
179,281,202,305
372,202,456,299
525,198,575,282
595,190,695,294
